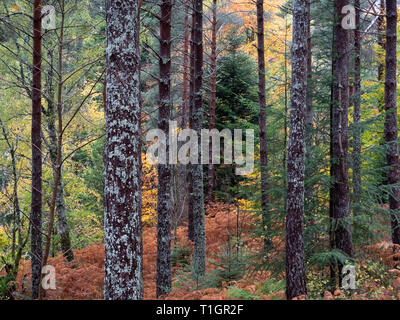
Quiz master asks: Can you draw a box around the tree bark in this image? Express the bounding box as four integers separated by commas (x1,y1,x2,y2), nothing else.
43,0,67,271
156,0,172,297
191,0,206,276
305,0,314,210
104,0,143,300
208,0,217,203
286,0,308,300
352,0,362,211
332,0,353,266
384,0,400,245
31,0,43,300
45,43,74,264
187,5,195,241
182,1,190,129
256,0,271,252
378,0,386,84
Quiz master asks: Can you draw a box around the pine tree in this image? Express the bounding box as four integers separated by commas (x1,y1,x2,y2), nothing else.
188,3,195,241
191,0,206,277
384,0,400,245
156,0,172,297
31,0,43,300
208,0,217,203
286,0,308,300
352,0,362,210
331,0,353,269
104,0,143,300
256,0,271,252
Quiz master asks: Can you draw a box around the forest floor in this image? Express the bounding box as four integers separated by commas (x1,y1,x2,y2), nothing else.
12,203,400,300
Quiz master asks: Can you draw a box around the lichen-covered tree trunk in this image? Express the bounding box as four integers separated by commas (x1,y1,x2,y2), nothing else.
256,0,271,252
285,0,308,300
104,0,143,300
208,0,217,203
48,119,74,262
191,0,206,276
156,0,172,298
352,0,362,210
31,0,43,300
384,0,400,245
55,174,74,261
332,0,353,264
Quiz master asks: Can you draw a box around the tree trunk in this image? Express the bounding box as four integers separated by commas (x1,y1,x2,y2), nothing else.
179,0,190,227
43,0,70,271
47,113,74,263
191,0,206,276
31,0,43,300
187,5,195,242
45,43,74,263
104,0,143,300
305,0,314,210
256,0,271,252
332,0,353,268
329,23,336,291
208,0,217,203
156,0,172,297
378,0,385,84
55,175,74,261
286,0,308,300
352,0,362,211
384,0,400,245
182,1,190,129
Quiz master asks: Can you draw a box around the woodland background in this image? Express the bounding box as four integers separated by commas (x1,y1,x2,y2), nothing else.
0,0,400,300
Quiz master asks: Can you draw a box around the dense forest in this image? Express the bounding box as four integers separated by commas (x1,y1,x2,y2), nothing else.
1,0,400,301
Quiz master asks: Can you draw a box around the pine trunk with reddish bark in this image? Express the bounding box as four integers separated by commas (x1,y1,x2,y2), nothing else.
256,0,271,252
378,0,386,84
353,0,362,210
208,0,217,203
31,0,43,300
156,0,172,297
384,0,400,245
